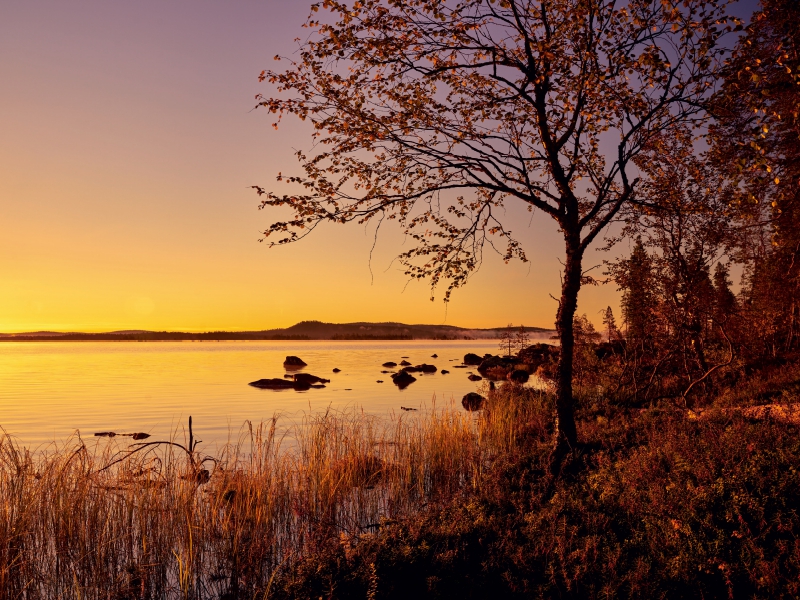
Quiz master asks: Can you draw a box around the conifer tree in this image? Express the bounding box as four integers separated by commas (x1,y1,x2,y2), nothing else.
713,262,737,322
601,306,618,342
616,240,658,342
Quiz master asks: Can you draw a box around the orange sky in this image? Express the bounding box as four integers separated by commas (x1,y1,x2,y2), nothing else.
0,0,621,333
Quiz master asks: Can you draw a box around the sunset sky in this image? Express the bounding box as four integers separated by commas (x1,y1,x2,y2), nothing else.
1,0,720,334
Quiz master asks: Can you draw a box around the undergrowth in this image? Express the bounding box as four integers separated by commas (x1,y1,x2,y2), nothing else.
1,375,799,598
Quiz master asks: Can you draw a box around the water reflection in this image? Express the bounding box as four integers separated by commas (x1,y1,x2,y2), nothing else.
0,340,527,449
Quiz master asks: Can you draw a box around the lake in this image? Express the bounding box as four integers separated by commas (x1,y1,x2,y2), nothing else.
0,340,523,450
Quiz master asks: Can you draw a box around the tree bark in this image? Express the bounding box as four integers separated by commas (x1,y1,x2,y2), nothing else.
551,234,583,471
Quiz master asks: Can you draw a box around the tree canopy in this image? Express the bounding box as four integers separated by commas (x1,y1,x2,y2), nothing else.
256,0,739,459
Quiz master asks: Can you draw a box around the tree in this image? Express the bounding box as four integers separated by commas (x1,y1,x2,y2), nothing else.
712,262,737,324
710,0,800,356
498,323,515,357
255,0,738,463
601,306,618,342
613,238,658,342
514,324,530,354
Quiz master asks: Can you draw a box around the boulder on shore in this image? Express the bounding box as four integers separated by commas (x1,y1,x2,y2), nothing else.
477,354,515,373
463,353,483,366
517,343,560,371
508,369,530,384
462,392,485,411
284,356,307,367
391,370,417,389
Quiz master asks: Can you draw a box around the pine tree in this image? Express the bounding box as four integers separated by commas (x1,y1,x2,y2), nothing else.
601,307,618,342
712,262,737,323
617,239,658,341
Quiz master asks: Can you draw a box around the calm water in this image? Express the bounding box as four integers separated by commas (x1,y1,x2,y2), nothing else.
0,340,507,449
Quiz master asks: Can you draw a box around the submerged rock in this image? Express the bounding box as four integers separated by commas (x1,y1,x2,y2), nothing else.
462,392,485,411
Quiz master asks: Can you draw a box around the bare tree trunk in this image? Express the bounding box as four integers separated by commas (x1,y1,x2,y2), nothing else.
551,235,582,472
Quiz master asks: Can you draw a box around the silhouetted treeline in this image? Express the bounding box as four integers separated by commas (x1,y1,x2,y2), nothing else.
330,334,413,340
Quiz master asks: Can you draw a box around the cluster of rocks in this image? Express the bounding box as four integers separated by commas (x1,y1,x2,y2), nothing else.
385,362,439,389
461,345,560,384
248,345,561,412
249,356,335,391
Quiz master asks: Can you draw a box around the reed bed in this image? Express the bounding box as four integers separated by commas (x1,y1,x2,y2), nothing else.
0,388,545,599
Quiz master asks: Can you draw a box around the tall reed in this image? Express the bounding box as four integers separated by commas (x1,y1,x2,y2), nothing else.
0,387,545,599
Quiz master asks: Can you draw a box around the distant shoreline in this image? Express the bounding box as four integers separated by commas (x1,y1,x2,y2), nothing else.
0,320,554,342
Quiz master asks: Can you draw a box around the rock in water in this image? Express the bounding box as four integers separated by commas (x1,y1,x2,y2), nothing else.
468,373,483,381
249,378,310,391
399,360,412,366
431,354,438,358
508,369,530,384
283,356,307,367
382,361,397,367
249,378,295,389
391,370,417,389
441,369,450,374
293,373,330,385
332,368,341,373
462,392,485,411
463,353,483,366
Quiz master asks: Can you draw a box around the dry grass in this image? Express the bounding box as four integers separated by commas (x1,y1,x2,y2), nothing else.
0,387,544,599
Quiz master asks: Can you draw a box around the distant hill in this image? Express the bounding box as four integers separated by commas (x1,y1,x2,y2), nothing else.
0,321,553,341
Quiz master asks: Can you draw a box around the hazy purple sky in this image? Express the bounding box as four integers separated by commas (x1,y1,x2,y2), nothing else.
0,1,758,332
